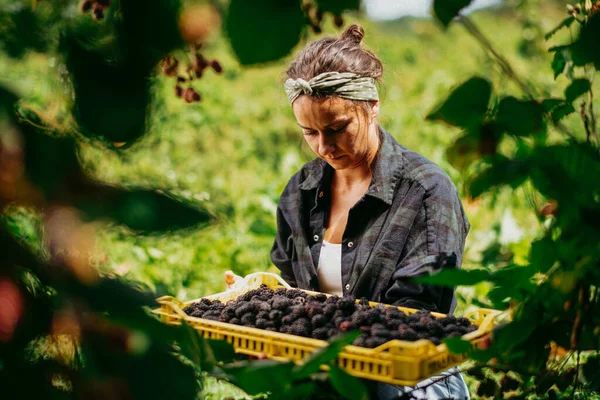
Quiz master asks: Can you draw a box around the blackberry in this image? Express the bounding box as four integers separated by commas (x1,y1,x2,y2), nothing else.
293,296,306,305
289,318,311,337
312,293,328,302
234,303,252,318
322,304,337,318
311,314,328,328
365,336,387,348
325,295,340,304
338,297,356,313
397,325,418,341
255,318,270,329
305,302,324,318
312,327,329,340
268,310,283,324
229,317,241,325
358,297,371,306
352,336,367,347
257,311,270,320
351,311,370,327
241,313,256,326
271,297,293,311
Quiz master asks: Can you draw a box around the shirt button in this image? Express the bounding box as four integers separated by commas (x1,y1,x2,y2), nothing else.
347,241,354,248
318,191,324,198
313,235,319,242
345,284,350,290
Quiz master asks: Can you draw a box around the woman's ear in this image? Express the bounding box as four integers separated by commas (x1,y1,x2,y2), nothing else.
370,101,380,120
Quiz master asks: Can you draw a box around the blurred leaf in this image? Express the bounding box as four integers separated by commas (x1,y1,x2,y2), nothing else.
292,331,360,380
571,13,600,69
226,0,305,65
414,268,492,286
551,103,575,122
62,0,183,144
0,3,56,58
316,0,360,14
495,96,545,136
74,184,212,232
432,0,474,28
530,237,557,273
469,156,530,198
205,338,236,364
564,78,591,103
445,133,480,170
328,364,369,400
177,322,216,371
550,48,568,79
426,77,491,129
249,217,277,236
223,359,295,395
582,355,600,392
544,16,575,40
444,337,472,354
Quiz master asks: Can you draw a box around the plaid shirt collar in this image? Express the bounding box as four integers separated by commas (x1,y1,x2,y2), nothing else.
298,126,405,205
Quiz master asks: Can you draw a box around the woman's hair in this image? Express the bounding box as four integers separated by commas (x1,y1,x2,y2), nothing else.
286,24,383,82
285,24,383,116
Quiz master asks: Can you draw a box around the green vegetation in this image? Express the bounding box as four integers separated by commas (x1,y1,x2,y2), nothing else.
2,0,600,398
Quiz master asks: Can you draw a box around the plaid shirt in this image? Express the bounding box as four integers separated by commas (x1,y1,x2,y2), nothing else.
270,127,470,314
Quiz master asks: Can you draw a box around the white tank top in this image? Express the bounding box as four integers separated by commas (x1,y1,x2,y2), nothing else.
317,240,343,296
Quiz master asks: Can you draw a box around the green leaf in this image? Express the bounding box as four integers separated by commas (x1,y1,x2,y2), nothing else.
544,16,575,40
445,133,480,170
530,237,557,273
226,0,305,65
469,156,530,198
414,268,492,286
328,364,369,400
292,331,360,380
316,0,360,14
564,78,591,103
444,337,472,354
495,96,546,136
571,13,600,69
551,103,575,122
426,77,492,129
223,359,295,396
551,48,568,79
249,217,277,236
432,0,474,28
177,322,217,371
582,355,600,392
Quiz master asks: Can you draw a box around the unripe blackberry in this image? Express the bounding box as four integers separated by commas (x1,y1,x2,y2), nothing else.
339,321,354,332
183,87,201,103
79,0,93,12
92,4,104,20
210,60,223,74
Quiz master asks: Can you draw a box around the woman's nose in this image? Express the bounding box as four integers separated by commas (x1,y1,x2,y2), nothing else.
318,133,335,156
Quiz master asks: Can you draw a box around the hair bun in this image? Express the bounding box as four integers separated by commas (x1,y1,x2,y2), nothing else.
341,24,364,44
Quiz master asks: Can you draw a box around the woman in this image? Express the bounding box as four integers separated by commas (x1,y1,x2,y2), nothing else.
230,24,471,399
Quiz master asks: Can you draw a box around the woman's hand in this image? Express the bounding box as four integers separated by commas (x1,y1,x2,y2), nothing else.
224,270,244,291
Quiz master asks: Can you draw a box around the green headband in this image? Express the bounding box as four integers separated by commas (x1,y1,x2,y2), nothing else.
284,71,379,105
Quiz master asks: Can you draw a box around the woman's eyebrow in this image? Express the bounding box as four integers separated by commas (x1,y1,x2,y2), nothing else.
297,118,351,130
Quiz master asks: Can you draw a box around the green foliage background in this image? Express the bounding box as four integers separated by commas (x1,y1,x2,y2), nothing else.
2,3,574,302
3,0,600,398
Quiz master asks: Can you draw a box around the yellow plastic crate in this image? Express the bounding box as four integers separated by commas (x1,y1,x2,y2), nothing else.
153,272,500,386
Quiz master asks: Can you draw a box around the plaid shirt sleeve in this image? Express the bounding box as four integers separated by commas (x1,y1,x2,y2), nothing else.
382,168,469,314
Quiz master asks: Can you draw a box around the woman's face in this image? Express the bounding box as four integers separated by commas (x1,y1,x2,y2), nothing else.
292,95,380,171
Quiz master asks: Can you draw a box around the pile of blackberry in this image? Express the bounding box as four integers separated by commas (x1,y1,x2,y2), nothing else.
182,285,478,348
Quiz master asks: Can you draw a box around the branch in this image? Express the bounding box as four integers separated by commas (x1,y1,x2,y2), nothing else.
457,15,577,140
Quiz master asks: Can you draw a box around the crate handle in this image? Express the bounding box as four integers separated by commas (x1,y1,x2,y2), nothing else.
242,272,292,289
156,296,189,319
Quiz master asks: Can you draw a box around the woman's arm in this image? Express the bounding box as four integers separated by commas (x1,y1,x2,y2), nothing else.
270,204,299,288
383,172,469,314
